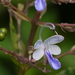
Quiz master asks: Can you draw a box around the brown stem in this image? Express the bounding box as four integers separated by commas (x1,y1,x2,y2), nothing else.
0,46,75,73
24,1,30,14
23,1,34,14
55,51,71,59
57,0,75,3
38,22,75,32
55,45,75,59
24,11,41,57
0,47,50,73
29,62,51,73
50,0,75,4
38,22,75,27
24,24,38,57
8,3,75,28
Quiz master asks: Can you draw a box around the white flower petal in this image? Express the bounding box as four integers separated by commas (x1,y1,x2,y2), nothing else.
32,48,44,60
34,40,42,49
44,35,64,45
46,45,61,55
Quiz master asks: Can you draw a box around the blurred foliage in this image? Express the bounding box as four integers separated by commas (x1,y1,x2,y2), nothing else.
9,15,18,52
56,67,75,75
0,0,75,75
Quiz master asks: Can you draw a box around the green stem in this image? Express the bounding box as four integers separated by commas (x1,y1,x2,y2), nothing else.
18,67,28,75
17,19,22,55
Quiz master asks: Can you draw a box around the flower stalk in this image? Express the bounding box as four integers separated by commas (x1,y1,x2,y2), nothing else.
0,0,75,75
24,11,41,57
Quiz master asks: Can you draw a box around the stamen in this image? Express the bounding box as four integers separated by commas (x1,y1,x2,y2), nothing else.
39,23,57,39
54,31,58,35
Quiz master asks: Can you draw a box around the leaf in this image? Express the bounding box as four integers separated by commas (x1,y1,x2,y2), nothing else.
20,40,25,56
9,9,26,55
9,15,18,52
9,9,30,22
18,3,24,11
56,67,75,75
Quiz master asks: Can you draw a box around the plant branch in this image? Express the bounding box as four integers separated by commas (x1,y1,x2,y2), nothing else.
38,22,75,27
55,45,75,59
29,62,51,73
0,47,51,73
0,46,75,73
0,47,29,64
23,1,34,14
38,22,75,32
50,0,75,4
24,11,41,57
1,1,75,32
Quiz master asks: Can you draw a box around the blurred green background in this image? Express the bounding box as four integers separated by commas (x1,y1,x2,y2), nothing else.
0,0,75,75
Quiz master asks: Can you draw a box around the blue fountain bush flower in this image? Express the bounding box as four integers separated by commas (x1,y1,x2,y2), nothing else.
32,35,64,70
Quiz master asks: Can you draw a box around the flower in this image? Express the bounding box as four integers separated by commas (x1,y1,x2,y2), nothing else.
32,35,64,70
34,0,46,11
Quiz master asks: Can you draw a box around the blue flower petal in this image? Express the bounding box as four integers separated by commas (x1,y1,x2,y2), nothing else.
34,0,46,11
45,51,61,70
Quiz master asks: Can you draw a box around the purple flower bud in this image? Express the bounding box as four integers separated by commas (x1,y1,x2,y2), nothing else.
34,0,46,11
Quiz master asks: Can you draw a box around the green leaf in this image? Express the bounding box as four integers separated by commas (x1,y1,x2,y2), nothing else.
20,40,25,56
56,67,75,75
9,9,30,22
9,15,18,52
18,3,24,11
9,10,26,55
